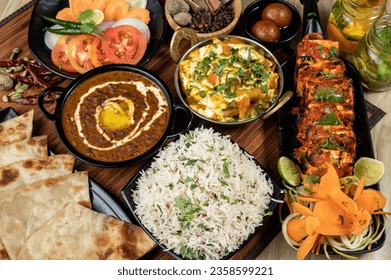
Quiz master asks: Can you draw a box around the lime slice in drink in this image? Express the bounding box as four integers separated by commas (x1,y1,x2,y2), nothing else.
354,157,385,186
277,156,302,187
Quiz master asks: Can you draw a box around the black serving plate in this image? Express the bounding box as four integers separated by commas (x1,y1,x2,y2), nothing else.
121,124,285,260
276,0,386,257
0,107,131,223
277,56,386,255
28,0,166,80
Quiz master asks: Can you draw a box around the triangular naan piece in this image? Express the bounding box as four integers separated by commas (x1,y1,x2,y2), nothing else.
0,154,75,199
0,136,47,167
0,110,37,260
0,154,75,260
0,110,33,146
18,203,156,260
0,172,90,259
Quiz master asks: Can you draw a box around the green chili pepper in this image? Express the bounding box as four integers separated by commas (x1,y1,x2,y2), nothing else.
42,14,103,37
42,16,82,29
42,27,84,35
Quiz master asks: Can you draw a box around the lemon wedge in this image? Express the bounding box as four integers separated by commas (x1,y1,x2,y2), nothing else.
354,157,385,186
90,9,105,25
277,156,302,187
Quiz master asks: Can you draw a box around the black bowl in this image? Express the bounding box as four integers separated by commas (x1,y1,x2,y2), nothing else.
28,0,166,80
121,124,285,260
242,0,301,49
38,64,193,168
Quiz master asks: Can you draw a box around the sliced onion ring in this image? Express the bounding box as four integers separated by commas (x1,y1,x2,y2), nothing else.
112,18,150,43
44,24,62,50
98,20,115,30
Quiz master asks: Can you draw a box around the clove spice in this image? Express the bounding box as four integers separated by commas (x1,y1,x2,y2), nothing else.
190,4,234,33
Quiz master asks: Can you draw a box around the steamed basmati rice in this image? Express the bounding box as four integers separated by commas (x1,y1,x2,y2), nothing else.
132,127,274,259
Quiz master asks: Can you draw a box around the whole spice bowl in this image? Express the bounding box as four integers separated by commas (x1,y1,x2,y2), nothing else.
172,34,289,127
165,0,242,39
242,0,301,49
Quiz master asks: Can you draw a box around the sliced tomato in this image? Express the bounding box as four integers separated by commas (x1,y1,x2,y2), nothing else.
91,36,109,68
101,25,147,65
67,34,96,74
51,35,77,73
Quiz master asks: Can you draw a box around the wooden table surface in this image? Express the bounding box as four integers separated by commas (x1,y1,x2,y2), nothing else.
0,0,390,260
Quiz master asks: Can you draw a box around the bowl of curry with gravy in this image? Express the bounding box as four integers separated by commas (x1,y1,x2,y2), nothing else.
174,35,284,126
38,64,192,168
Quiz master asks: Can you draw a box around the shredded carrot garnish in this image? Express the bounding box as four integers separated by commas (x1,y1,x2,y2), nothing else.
286,164,391,259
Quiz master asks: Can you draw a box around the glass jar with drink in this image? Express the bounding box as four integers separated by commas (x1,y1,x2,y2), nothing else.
352,14,391,92
326,0,386,61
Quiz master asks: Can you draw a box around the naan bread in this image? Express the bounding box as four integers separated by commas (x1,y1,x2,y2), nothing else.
0,136,47,167
18,203,156,260
0,154,75,199
0,110,33,146
0,111,36,260
0,172,90,259
0,154,75,260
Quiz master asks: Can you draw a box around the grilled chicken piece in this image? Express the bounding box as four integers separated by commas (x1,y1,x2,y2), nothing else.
300,77,354,106
293,146,354,178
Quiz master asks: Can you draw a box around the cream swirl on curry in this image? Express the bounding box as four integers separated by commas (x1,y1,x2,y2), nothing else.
62,71,169,163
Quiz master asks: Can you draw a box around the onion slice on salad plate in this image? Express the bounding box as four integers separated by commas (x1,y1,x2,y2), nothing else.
44,24,63,50
112,18,150,43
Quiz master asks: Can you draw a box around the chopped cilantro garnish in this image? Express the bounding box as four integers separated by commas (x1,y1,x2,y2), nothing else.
315,112,342,125
222,159,230,176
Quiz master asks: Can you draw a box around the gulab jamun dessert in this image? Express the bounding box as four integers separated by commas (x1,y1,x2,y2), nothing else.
251,19,281,42
261,2,293,29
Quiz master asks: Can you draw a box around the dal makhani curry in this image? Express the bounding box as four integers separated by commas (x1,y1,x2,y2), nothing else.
61,71,169,162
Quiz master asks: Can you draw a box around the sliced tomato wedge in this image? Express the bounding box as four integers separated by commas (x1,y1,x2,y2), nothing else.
91,35,109,68
101,25,147,65
51,35,77,73
67,34,96,74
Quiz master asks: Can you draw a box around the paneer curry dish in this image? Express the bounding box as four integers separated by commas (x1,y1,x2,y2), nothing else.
178,37,280,123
